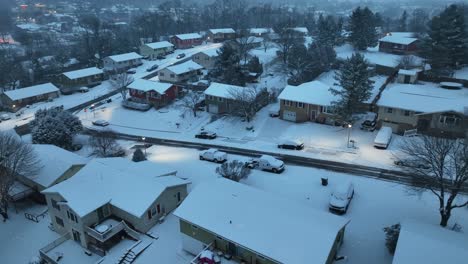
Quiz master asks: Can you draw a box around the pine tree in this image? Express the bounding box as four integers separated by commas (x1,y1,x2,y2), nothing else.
330,53,373,122
348,7,378,50
316,15,340,47
213,44,246,86
398,11,408,32
409,9,429,34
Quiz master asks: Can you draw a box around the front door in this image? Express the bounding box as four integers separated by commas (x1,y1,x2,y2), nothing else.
310,110,317,121
404,75,411,84
72,229,81,243
97,207,104,221
228,242,237,256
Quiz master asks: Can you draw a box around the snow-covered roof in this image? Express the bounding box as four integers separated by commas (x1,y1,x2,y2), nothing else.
196,49,220,58
174,178,349,264
379,33,418,45
249,28,272,34
31,145,87,189
204,82,246,99
128,79,173,94
398,69,418,76
144,41,174,50
377,82,468,114
291,27,309,34
236,36,263,44
43,158,188,218
3,83,59,101
107,52,142,62
209,28,235,34
165,60,203,75
17,23,42,31
278,81,335,106
62,67,103,80
174,33,202,40
393,221,468,264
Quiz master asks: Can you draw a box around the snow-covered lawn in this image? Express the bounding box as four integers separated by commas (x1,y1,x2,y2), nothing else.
453,67,468,80
249,46,279,65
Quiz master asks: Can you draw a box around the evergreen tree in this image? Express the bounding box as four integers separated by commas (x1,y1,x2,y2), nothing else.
398,11,408,32
348,7,378,50
330,53,373,122
212,44,246,86
247,56,263,74
409,9,429,34
316,15,340,47
132,148,147,162
422,5,468,75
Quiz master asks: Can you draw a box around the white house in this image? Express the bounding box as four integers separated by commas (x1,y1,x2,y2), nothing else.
103,52,143,73
158,60,203,83
139,41,174,60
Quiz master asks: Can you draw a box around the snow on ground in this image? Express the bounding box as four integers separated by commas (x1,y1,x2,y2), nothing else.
453,67,468,80
249,46,279,65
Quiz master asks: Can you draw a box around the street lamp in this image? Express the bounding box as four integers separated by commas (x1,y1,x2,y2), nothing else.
91,104,96,118
142,137,146,156
347,124,352,148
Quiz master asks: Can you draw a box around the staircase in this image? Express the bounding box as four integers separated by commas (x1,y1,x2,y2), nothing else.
115,237,153,264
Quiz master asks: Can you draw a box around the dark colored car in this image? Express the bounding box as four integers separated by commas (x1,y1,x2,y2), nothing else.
176,53,186,59
126,69,136,74
277,140,304,150
92,120,109,127
157,55,166,60
195,131,217,139
360,120,377,131
394,159,430,170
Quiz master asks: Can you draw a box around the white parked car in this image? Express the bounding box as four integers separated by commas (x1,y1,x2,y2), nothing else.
78,87,89,93
329,181,355,214
199,149,227,163
1,114,11,121
246,155,285,173
374,126,393,149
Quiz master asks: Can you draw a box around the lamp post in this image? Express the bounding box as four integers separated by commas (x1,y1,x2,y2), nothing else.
91,104,96,118
347,124,352,148
142,137,146,156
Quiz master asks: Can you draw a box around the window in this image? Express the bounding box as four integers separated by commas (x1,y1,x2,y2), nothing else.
403,110,411,116
218,97,224,102
177,192,181,202
170,74,175,78
297,102,304,108
147,210,152,220
55,216,64,227
439,114,461,126
51,199,60,211
156,204,161,214
159,72,165,76
387,108,393,114
322,106,334,114
151,207,156,216
192,224,198,230
67,210,78,223
284,100,291,107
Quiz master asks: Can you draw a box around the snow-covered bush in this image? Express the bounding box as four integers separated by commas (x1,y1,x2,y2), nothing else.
383,223,401,255
132,148,146,162
216,160,250,182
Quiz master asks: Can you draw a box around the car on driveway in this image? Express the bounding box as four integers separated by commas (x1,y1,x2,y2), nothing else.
394,159,430,170
176,53,186,59
92,120,109,127
146,64,159,72
195,131,217,139
277,139,304,150
126,69,136,74
245,155,285,173
329,181,354,214
156,55,166,60
199,149,227,163
1,114,11,121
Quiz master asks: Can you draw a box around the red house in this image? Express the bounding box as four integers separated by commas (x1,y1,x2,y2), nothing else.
127,79,178,108
171,33,203,49
378,32,418,55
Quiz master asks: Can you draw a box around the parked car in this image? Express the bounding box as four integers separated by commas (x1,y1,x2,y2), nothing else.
360,119,376,131
126,69,137,74
246,155,285,173
277,139,304,150
195,131,217,139
78,87,89,93
199,149,227,163
394,159,430,170
329,181,355,214
1,114,11,121
374,126,393,149
156,55,166,60
176,53,186,59
146,64,159,72
92,120,109,127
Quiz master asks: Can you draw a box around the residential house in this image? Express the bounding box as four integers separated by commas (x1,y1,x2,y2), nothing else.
174,178,350,264
139,41,174,60
0,83,59,112
290,27,309,36
376,82,468,138
378,32,418,55
192,49,220,69
56,67,104,93
15,144,86,201
204,82,268,115
249,28,273,37
230,36,263,50
396,69,419,84
41,158,189,258
207,28,236,43
158,60,203,83
170,33,203,49
392,221,468,264
127,79,179,108
103,52,143,73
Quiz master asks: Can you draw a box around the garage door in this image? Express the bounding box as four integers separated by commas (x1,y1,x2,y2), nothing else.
208,104,218,114
283,110,296,122
381,122,399,133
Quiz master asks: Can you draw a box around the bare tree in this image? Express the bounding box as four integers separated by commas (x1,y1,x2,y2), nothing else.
262,35,272,52
399,136,468,227
228,86,266,123
236,30,256,64
89,130,124,157
216,160,250,182
274,27,304,64
111,73,134,100
180,91,203,117
398,55,416,70
0,132,40,221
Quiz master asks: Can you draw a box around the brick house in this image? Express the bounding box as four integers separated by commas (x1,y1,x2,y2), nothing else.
170,33,203,49
158,60,203,83
139,41,174,60
206,28,236,43
127,79,179,108
378,32,418,55
1,83,59,112
57,67,104,93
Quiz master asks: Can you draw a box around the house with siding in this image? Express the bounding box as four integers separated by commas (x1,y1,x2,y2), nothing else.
127,79,179,108
0,83,59,112
139,41,174,60
41,158,189,258
192,49,220,69
170,33,203,49
158,60,203,83
249,28,273,37
103,52,143,73
56,67,104,93
206,28,236,43
204,82,246,114
392,221,468,264
378,32,418,55
174,178,349,264
376,82,468,138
